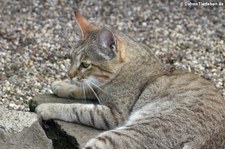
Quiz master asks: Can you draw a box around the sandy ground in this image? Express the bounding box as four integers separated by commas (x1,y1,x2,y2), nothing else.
0,0,224,111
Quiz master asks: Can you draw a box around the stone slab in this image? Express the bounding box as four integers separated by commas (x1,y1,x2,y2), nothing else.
56,120,103,148
30,94,102,148
0,107,53,149
0,107,37,133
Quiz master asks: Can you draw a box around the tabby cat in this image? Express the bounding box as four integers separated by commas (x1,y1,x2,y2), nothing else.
36,11,225,149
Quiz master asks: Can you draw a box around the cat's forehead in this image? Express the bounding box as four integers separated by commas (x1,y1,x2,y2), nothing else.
72,30,99,54
71,44,103,63
71,29,115,62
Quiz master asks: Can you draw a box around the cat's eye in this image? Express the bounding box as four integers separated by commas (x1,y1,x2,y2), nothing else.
110,43,116,50
81,62,90,68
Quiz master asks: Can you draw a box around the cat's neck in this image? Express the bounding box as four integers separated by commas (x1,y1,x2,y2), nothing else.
119,33,165,80
98,33,166,116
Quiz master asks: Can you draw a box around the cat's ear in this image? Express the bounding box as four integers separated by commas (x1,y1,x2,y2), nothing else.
99,29,116,50
98,29,117,60
74,11,97,39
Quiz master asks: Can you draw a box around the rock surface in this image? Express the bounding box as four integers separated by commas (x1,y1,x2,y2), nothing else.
30,94,102,148
56,120,103,148
0,107,53,149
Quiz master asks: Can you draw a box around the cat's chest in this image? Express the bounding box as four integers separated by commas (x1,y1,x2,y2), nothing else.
97,82,141,109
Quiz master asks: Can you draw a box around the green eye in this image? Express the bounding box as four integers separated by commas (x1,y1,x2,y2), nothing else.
81,62,90,68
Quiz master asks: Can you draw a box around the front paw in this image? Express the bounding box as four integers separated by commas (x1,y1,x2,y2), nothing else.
35,103,54,121
51,81,72,97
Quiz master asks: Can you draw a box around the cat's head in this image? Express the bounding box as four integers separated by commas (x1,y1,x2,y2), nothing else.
68,11,126,87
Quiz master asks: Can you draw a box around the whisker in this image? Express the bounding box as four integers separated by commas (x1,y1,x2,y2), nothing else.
85,81,102,105
86,80,111,96
82,84,87,103
86,80,119,102
79,83,84,103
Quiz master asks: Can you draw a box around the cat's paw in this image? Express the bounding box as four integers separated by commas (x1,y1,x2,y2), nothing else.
51,81,72,98
35,103,53,121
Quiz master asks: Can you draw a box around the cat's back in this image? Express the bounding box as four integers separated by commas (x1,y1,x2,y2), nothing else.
134,71,225,112
155,71,224,103
129,72,225,148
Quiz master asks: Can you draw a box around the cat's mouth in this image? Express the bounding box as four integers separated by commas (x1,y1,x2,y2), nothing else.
77,77,84,82
70,77,85,86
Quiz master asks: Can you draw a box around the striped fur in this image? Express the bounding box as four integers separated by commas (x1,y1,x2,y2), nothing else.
36,12,225,149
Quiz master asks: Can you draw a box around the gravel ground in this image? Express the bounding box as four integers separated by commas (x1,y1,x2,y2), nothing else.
0,0,224,111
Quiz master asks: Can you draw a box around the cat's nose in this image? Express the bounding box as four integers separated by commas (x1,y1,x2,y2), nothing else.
68,69,77,79
77,77,84,82
68,72,75,79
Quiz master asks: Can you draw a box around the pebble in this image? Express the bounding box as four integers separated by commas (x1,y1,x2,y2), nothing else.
8,102,15,109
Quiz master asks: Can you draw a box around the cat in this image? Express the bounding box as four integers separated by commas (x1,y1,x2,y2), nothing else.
36,11,225,149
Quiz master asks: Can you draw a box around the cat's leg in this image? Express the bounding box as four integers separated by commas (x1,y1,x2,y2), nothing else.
51,80,83,98
83,120,204,149
83,126,143,149
181,139,203,149
35,103,123,130
83,127,200,149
